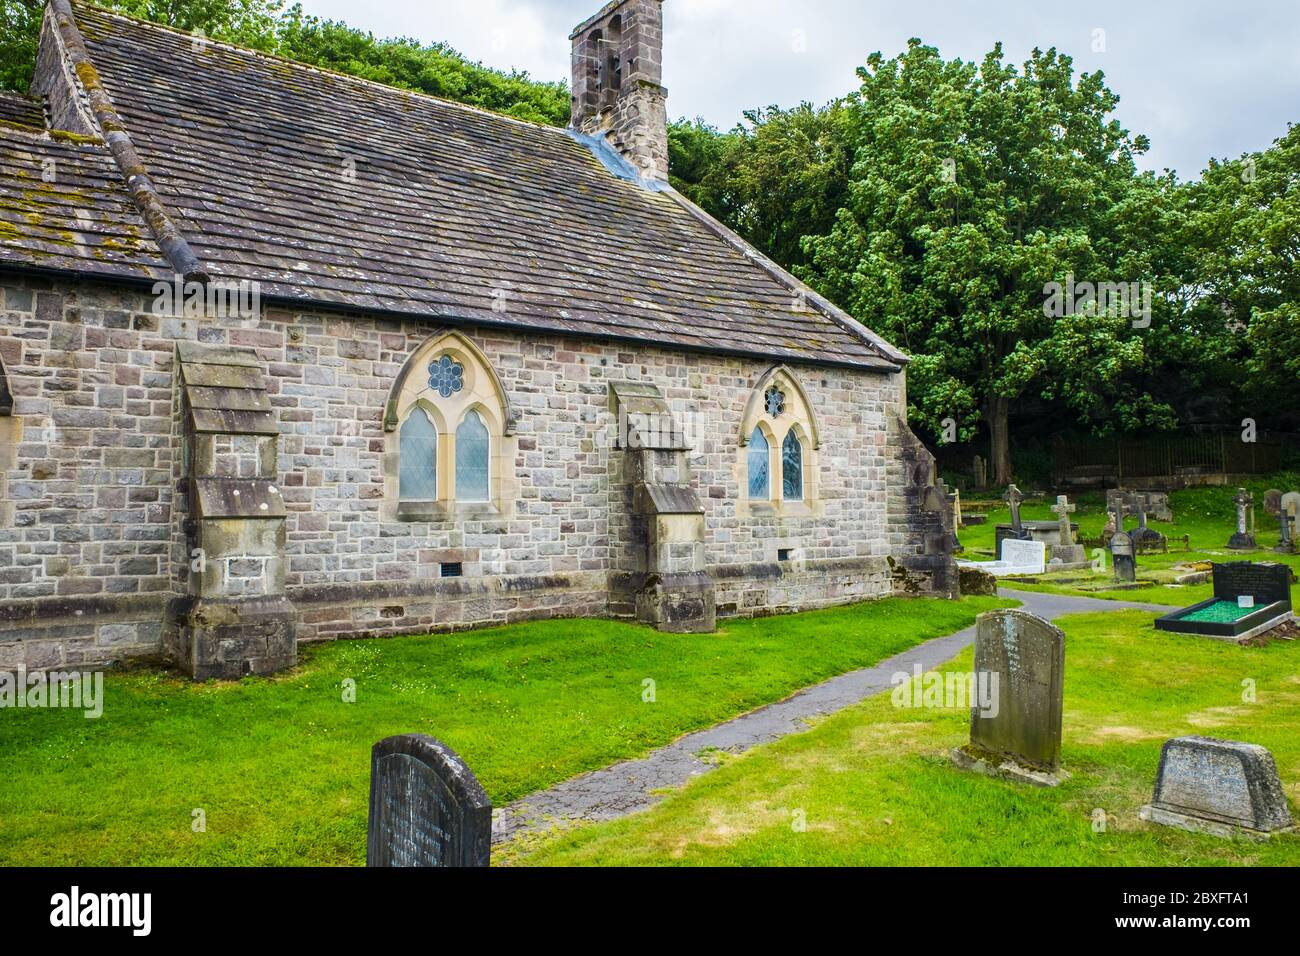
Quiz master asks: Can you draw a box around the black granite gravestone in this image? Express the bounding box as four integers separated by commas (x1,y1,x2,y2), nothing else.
1212,561,1292,610
367,734,492,867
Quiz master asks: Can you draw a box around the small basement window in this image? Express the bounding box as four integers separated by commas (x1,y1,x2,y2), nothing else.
777,549,793,562
440,562,464,578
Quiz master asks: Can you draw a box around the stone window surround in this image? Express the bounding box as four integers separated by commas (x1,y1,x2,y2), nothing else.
737,366,822,519
383,331,519,523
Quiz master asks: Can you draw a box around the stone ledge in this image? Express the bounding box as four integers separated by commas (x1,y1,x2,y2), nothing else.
950,745,1069,788
1139,804,1295,841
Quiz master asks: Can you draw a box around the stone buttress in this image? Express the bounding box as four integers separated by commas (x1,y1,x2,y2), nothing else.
169,342,295,679
608,382,716,633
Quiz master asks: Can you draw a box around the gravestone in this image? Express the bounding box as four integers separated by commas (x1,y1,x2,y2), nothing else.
972,455,987,490
1130,498,1166,551
1002,484,1028,538
1263,489,1283,517
951,609,1067,786
1140,737,1295,839
367,734,492,867
1276,492,1300,555
1213,561,1292,611
1049,494,1087,566
1111,531,1136,582
1155,561,1294,641
1001,538,1047,574
1227,488,1256,550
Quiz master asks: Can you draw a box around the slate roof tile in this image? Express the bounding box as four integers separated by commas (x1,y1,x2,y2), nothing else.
0,3,904,371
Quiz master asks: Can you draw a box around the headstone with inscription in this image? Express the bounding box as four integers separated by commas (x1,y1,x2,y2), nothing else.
951,609,1067,786
1263,489,1283,517
367,734,492,867
1111,531,1136,582
1140,737,1295,839
1227,488,1256,550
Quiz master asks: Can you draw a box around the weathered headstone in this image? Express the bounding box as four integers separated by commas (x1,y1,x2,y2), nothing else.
1227,487,1256,550
1140,737,1295,839
1111,530,1136,582
952,609,1067,786
1263,489,1283,517
1276,492,1300,555
367,734,492,867
972,455,987,490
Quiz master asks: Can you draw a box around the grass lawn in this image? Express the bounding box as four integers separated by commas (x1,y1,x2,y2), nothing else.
0,595,1009,866
509,610,1300,866
960,475,1300,606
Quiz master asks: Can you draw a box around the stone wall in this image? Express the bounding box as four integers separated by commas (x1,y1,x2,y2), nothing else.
0,271,943,671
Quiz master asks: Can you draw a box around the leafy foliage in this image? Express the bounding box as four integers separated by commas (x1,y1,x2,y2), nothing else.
0,0,570,126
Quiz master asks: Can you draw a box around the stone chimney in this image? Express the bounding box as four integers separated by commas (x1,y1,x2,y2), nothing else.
570,0,668,182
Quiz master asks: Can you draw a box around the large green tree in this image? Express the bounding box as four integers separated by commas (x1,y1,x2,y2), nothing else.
1180,123,1300,421
800,41,1181,483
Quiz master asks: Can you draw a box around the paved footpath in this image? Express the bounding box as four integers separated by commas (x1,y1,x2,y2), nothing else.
491,589,1167,845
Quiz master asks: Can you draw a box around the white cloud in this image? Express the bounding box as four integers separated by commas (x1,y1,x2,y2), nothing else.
294,0,1300,179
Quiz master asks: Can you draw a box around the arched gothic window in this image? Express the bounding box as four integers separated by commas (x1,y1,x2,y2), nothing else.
782,430,804,501
747,427,770,499
456,409,490,502
399,407,438,501
738,367,819,511
384,331,517,520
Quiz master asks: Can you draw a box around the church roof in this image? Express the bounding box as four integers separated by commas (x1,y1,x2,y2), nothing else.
0,2,906,371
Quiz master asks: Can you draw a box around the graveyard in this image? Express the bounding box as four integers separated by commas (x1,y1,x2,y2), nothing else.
505,609,1300,866
957,477,1300,607
4,477,1298,867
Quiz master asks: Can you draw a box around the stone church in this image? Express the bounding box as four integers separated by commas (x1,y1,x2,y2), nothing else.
0,0,956,679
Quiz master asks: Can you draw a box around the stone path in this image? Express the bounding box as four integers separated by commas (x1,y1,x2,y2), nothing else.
491,589,1167,845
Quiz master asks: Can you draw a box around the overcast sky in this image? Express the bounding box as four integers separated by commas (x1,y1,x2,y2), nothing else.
295,0,1299,180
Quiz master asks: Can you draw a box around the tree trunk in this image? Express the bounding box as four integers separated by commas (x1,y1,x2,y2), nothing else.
988,394,1012,486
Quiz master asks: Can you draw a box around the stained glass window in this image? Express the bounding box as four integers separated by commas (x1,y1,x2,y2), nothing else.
456,409,490,501
764,385,785,418
748,427,770,499
428,354,465,398
782,429,803,500
399,407,437,501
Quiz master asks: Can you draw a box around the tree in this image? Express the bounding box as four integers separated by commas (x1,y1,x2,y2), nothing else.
0,0,44,93
1180,123,1300,424
667,104,851,271
801,41,1180,484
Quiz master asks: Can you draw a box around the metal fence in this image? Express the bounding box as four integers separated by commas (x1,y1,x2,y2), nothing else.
1053,433,1284,484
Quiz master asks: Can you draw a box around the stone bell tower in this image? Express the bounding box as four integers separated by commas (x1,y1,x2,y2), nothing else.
570,0,668,181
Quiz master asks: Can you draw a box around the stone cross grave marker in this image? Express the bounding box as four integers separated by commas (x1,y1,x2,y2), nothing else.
1050,494,1086,565
1052,495,1077,546
1228,488,1256,550
952,609,1067,786
1002,484,1026,535
1111,530,1136,582
367,734,492,867
1140,736,1295,839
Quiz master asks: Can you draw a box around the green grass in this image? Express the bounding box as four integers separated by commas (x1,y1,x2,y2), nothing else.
961,475,1300,606
510,610,1300,866
0,595,1009,866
